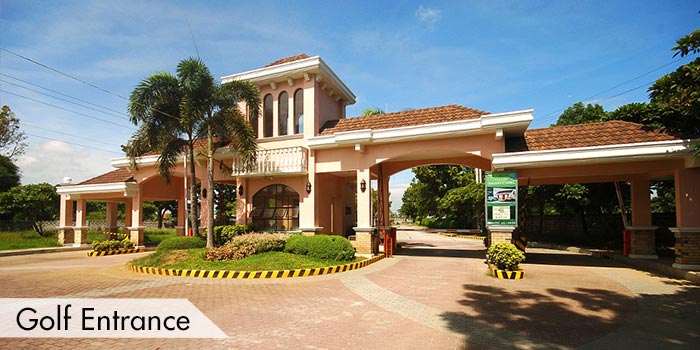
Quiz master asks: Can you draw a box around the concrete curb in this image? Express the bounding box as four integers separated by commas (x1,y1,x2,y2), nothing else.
0,245,92,257
87,247,155,257
127,254,386,279
438,232,485,241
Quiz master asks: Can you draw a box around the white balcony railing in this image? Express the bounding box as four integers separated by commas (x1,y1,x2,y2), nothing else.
232,146,308,177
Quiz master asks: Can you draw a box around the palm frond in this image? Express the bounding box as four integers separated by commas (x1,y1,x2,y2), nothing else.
157,138,188,183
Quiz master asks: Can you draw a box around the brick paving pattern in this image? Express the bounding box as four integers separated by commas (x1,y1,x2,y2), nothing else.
1,229,698,349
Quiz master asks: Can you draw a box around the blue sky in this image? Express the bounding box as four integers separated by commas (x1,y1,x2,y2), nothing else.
1,0,698,212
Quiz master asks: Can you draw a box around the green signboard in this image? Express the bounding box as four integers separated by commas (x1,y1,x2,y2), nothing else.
485,172,517,226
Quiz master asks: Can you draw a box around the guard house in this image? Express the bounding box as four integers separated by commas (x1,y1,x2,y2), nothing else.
56,54,700,270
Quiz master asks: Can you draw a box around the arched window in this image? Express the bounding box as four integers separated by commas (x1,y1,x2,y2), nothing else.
278,91,288,136
251,184,299,232
294,88,304,134
263,94,273,138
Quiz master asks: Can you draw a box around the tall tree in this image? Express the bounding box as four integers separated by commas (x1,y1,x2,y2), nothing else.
0,183,59,236
0,155,21,192
554,102,607,126
0,105,28,160
126,58,258,248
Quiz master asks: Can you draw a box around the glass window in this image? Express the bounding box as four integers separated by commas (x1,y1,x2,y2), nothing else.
263,94,273,138
278,91,288,136
252,184,300,232
294,89,303,134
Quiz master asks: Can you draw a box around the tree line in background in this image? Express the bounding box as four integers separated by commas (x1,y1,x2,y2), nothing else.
400,29,700,236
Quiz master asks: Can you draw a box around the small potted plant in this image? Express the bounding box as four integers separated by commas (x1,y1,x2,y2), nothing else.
485,242,525,279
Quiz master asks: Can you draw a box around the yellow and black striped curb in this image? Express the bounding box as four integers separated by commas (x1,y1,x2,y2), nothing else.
87,248,144,257
489,265,524,280
438,233,486,240
127,254,385,279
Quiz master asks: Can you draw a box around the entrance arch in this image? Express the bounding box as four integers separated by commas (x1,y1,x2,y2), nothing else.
252,184,300,232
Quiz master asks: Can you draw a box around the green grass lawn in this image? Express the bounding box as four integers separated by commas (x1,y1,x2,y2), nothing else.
130,249,364,271
0,228,176,251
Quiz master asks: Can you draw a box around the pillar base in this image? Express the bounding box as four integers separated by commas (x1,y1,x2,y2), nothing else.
128,226,145,247
487,226,516,246
72,226,89,246
627,226,657,257
58,226,74,245
299,227,323,236
671,227,700,268
353,227,378,255
175,226,185,237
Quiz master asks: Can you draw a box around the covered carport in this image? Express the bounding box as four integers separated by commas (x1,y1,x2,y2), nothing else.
491,120,700,270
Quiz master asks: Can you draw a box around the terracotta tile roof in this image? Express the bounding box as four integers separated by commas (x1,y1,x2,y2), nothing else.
519,120,680,152
319,105,488,135
263,54,310,68
77,169,135,185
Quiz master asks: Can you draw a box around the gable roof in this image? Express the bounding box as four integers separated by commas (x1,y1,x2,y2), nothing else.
77,169,135,185
319,105,488,135
508,120,681,152
263,54,310,68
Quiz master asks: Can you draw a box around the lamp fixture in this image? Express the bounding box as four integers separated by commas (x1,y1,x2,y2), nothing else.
238,185,244,196
360,179,367,193
306,181,312,194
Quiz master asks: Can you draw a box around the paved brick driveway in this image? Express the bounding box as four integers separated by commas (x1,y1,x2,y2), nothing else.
1,230,698,349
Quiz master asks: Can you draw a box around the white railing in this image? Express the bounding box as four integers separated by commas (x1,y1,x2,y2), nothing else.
232,146,308,177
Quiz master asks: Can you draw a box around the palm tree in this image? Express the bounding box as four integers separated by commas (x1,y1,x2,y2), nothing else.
126,58,259,247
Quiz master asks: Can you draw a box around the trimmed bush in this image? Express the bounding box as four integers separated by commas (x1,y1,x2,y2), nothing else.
91,235,134,252
212,224,255,246
486,242,525,271
205,233,290,261
157,236,206,252
284,234,355,262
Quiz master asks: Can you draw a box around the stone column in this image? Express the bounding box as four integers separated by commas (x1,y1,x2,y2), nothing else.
58,195,74,245
105,202,118,234
487,226,515,246
128,191,144,248
353,169,375,255
72,199,88,247
671,167,700,270
629,175,658,259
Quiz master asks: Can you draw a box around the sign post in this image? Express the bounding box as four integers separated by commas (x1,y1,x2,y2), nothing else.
485,172,518,227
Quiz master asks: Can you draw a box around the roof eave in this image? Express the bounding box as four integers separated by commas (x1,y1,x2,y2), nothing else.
308,109,534,149
492,139,697,170
220,56,356,105
56,182,139,198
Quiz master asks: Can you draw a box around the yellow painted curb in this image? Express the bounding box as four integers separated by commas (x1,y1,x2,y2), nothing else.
438,233,485,240
488,264,524,280
87,248,144,257
127,254,386,279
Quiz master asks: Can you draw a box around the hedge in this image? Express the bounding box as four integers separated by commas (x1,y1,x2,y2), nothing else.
284,235,355,262
156,236,206,252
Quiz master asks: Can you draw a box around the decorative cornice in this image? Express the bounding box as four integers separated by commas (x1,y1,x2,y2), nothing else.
57,182,139,197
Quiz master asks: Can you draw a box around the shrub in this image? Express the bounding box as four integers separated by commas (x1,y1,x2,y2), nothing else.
205,233,289,261
284,234,355,262
486,242,525,271
212,224,255,246
91,235,134,252
157,236,206,252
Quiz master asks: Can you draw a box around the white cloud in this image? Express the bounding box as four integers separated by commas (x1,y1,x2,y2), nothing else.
18,141,114,186
416,5,442,29
389,183,410,213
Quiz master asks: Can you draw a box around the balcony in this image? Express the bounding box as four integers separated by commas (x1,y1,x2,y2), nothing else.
232,146,308,178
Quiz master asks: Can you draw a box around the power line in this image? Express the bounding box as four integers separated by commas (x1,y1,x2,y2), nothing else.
0,47,180,122
0,77,129,121
24,132,123,155
536,57,687,125
0,88,135,130
0,72,126,116
22,122,123,147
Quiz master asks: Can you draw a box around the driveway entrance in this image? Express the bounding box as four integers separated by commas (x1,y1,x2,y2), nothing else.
2,229,698,349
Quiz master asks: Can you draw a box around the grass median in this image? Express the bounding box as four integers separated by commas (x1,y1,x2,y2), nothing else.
130,248,365,271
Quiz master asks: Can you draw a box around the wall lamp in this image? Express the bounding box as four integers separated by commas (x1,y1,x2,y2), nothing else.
360,179,367,193
306,181,312,194
238,185,244,196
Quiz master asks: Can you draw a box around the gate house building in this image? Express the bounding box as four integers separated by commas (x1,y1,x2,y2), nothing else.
56,54,700,270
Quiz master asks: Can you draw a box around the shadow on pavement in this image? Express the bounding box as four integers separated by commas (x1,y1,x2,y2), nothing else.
395,243,486,259
524,251,624,268
440,282,700,349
